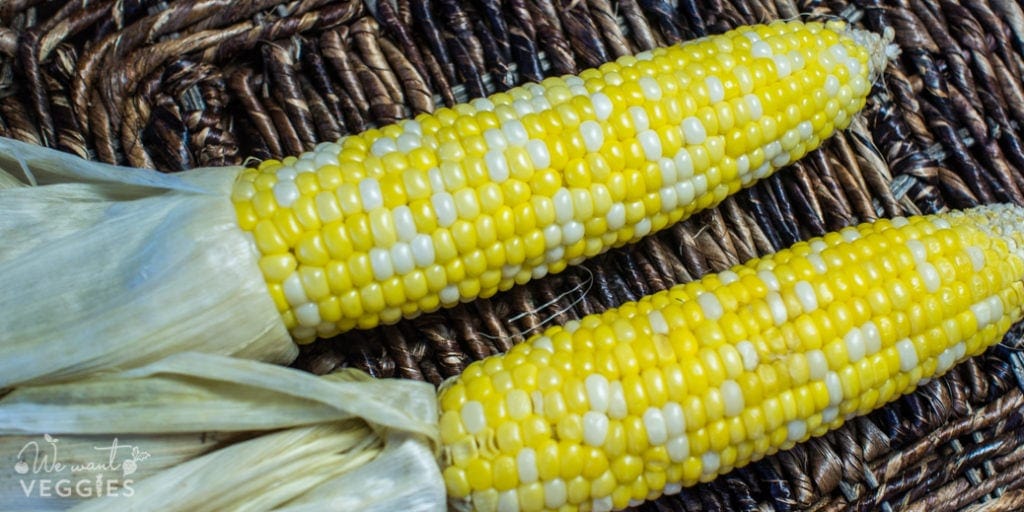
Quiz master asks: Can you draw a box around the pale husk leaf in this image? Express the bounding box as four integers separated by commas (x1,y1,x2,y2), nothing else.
0,353,443,511
0,168,23,188
0,432,239,509
0,138,296,389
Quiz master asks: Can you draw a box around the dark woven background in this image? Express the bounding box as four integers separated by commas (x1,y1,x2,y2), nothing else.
4,0,1024,509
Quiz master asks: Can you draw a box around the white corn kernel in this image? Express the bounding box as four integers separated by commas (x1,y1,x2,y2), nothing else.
544,479,567,509
682,117,707,144
643,407,668,445
639,77,662,100
295,302,321,327
580,120,604,152
583,411,610,446
461,401,486,434
517,448,538,484
697,292,724,321
591,92,613,121
721,380,744,417
705,76,725,103
663,402,686,435
273,180,300,208
526,139,551,169
736,340,760,371
896,338,919,373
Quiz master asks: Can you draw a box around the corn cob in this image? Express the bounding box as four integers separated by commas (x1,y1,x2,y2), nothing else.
231,20,885,342
438,204,1024,512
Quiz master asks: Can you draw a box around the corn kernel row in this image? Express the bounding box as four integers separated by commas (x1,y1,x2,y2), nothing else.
231,20,879,343
438,204,1024,511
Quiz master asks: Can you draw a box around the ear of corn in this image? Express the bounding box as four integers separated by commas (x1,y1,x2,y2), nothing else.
438,204,1024,512
0,20,885,389
232,20,884,343
3,206,1021,512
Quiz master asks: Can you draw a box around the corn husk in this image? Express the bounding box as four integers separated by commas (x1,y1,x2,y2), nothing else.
0,138,295,389
0,168,24,188
0,353,443,511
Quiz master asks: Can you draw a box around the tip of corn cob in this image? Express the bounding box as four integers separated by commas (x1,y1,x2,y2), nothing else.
847,25,896,81
948,203,1024,260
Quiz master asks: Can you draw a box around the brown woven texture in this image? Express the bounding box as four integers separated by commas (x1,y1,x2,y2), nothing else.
5,0,1024,510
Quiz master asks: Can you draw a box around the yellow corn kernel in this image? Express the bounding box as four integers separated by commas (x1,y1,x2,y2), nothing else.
234,201,258,231
258,254,297,283
318,296,342,323
443,466,471,498
298,266,330,301
294,233,329,267
266,283,289,312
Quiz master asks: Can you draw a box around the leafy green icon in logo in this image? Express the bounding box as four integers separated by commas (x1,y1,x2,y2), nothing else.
123,446,149,476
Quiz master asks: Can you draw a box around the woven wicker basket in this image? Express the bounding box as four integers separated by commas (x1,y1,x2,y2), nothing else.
4,0,1024,510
